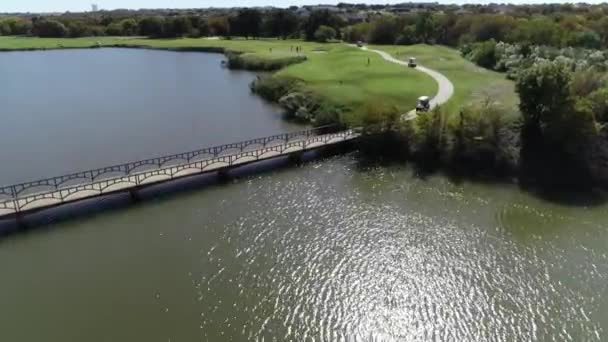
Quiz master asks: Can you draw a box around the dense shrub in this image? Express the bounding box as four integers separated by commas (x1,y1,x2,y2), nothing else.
250,76,302,102
464,39,497,69
358,102,400,134
368,16,398,44
227,52,307,71
138,17,164,37
0,18,32,36
405,108,449,159
314,25,336,43
342,23,370,43
448,100,507,167
33,20,68,38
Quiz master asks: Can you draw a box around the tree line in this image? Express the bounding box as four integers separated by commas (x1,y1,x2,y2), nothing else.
0,9,342,40
2,4,608,49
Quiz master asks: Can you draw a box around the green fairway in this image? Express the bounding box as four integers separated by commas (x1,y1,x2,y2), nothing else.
0,37,516,122
370,44,519,114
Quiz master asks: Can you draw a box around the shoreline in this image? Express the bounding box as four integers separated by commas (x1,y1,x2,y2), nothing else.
5,37,603,192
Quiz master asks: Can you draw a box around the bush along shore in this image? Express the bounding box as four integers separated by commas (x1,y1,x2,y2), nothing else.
250,75,345,126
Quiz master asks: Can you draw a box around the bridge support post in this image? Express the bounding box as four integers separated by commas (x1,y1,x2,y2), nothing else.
288,151,304,165
217,168,232,183
128,189,141,203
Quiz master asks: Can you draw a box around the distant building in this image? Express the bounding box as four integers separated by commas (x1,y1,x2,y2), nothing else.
91,4,98,12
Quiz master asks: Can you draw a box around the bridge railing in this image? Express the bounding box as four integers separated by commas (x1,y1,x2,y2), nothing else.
0,129,356,215
0,125,343,201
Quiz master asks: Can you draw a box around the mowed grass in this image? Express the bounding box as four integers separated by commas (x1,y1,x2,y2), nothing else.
0,37,436,123
370,44,519,115
277,45,436,122
0,38,516,120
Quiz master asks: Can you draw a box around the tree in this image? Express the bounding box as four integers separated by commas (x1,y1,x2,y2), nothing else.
469,15,515,42
516,60,597,155
415,12,436,43
197,19,210,37
314,25,336,43
342,22,371,43
162,16,192,37
396,25,418,45
467,39,498,69
106,21,123,36
171,16,193,37
230,9,262,38
566,31,601,49
32,19,68,38
263,9,299,39
0,21,10,35
516,61,574,130
508,18,562,46
0,18,32,36
120,19,138,36
368,16,398,44
303,10,345,41
588,86,608,122
208,16,230,37
138,17,164,37
67,21,90,37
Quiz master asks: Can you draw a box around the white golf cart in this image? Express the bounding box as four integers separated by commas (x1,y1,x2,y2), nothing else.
416,96,430,113
408,57,417,68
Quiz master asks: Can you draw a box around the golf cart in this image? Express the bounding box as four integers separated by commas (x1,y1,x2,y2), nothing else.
356,41,364,48
408,57,417,68
416,96,430,113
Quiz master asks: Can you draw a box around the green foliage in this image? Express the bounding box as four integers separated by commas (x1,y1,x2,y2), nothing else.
230,9,263,38
407,107,449,157
588,87,608,122
415,12,436,44
32,19,68,38
342,23,370,43
0,18,32,36
358,102,400,134
516,61,574,129
395,26,417,45
368,16,398,45
250,76,303,102
470,15,515,42
208,16,230,37
508,18,562,46
262,9,299,39
227,52,307,71
566,31,601,49
303,10,345,41
465,39,497,69
517,60,598,158
314,25,336,43
571,68,606,97
313,102,344,126
67,21,90,38
138,17,164,37
162,16,192,38
449,100,506,165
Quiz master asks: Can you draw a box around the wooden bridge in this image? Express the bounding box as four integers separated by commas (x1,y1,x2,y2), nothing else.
0,126,358,220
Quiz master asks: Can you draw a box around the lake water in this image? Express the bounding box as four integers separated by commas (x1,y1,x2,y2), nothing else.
0,49,606,341
0,48,300,184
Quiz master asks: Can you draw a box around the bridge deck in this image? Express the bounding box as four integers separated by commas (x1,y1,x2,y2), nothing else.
0,128,358,219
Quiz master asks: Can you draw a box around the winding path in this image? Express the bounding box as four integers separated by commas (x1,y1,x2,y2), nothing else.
359,46,455,120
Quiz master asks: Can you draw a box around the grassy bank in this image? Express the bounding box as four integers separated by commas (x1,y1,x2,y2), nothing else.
371,44,519,116
0,36,437,123
0,37,517,124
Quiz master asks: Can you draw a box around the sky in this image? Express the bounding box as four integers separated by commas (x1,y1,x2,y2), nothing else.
1,0,602,14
